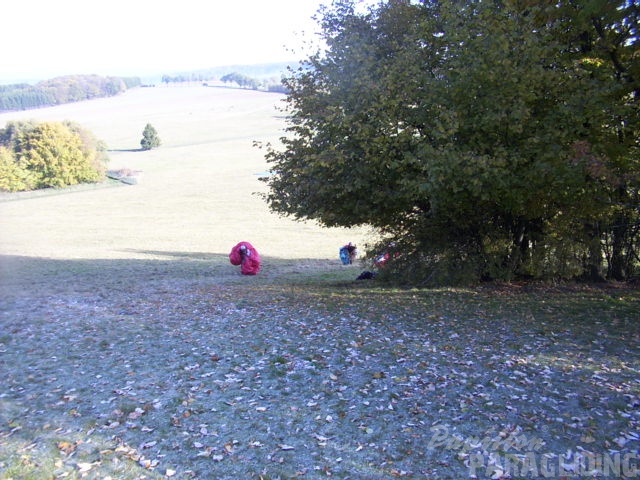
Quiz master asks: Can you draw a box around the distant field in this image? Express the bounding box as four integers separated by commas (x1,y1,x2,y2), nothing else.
0,85,369,263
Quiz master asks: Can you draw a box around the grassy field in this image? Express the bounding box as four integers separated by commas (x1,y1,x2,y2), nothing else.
1,87,639,480
0,85,369,263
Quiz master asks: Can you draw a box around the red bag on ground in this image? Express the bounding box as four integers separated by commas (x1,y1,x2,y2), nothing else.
229,241,261,275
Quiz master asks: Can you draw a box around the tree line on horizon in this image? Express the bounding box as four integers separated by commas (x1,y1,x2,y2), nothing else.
161,71,288,93
0,63,291,113
0,75,141,112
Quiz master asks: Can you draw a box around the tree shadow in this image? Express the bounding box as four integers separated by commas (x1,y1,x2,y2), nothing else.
0,251,357,301
0,254,638,480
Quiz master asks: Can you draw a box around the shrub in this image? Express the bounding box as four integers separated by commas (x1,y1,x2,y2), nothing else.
140,123,160,151
0,146,34,192
0,120,107,191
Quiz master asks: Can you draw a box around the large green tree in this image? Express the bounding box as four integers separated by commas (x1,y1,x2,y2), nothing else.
263,0,639,284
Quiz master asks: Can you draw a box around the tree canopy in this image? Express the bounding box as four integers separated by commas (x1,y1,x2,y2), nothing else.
140,123,161,151
262,0,639,284
0,121,108,191
220,72,261,90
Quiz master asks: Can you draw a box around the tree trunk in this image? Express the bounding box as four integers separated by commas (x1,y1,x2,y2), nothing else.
584,224,606,282
609,214,629,281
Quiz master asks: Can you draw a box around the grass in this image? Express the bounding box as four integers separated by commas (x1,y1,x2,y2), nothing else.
1,86,639,479
0,85,370,261
1,260,639,480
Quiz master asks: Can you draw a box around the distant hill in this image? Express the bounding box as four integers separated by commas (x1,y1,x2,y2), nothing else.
0,63,299,112
0,75,141,112
163,62,300,81
158,62,300,93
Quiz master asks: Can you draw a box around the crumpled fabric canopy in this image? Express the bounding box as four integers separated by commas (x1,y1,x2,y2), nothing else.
229,241,261,275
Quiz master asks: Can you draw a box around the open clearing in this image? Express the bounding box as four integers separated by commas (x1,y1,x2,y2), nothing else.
0,86,639,480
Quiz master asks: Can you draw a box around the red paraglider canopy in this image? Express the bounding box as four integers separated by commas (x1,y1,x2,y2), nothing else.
229,241,261,275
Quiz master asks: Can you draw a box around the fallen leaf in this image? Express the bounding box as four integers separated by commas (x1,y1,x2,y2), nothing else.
77,462,94,473
128,407,145,420
57,441,76,455
139,458,159,469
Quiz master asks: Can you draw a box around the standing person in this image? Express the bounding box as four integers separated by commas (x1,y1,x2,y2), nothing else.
339,242,357,265
229,241,261,275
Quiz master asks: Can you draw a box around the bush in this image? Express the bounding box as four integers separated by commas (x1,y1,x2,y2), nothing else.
140,123,160,150
0,121,107,191
0,146,35,191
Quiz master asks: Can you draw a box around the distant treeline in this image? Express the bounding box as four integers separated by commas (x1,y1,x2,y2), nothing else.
0,75,141,112
161,72,288,93
160,62,293,93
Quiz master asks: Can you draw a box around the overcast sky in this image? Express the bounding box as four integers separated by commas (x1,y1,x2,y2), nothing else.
1,0,374,83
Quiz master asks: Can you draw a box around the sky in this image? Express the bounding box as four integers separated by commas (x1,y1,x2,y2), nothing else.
1,0,374,84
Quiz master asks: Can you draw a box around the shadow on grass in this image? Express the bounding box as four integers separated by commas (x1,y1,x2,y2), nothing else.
1,254,639,479
0,396,166,479
0,251,364,300
2,251,640,300
2,253,639,339
0,180,125,203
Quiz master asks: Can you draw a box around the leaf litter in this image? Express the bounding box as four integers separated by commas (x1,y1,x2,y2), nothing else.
0,269,639,479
